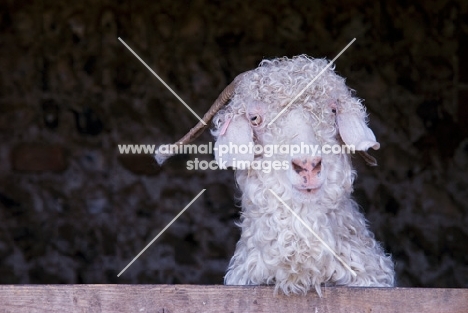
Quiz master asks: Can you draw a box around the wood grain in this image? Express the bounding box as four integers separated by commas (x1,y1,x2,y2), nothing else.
0,285,466,313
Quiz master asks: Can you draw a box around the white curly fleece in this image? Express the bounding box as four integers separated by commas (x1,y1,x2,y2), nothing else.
211,55,394,295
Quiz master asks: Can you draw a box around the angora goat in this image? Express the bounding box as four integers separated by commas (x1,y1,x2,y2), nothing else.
156,55,394,295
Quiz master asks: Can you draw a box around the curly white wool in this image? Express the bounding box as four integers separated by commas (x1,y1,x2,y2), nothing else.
211,55,394,295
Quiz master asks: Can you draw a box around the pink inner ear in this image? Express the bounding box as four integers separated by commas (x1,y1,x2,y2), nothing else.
219,117,232,136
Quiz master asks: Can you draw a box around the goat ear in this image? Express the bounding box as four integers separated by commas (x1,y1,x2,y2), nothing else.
336,110,380,164
214,116,254,168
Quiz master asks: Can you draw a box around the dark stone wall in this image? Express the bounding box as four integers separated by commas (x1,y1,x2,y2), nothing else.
0,0,467,287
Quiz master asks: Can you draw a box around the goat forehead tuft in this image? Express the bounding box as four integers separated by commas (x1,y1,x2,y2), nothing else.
233,56,356,111
213,55,367,142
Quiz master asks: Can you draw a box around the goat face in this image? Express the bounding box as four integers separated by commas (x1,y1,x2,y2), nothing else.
213,103,334,201
212,61,380,201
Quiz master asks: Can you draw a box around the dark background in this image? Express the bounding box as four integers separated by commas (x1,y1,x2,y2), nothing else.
0,0,467,287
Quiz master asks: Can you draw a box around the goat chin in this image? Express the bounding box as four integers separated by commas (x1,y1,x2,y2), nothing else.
291,187,322,202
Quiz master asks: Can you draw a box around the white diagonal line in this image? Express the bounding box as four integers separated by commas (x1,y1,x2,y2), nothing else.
268,38,356,126
117,189,206,277
118,37,206,126
268,189,357,277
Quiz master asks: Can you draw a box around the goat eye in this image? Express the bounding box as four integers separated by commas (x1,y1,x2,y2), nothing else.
332,109,336,114
249,114,262,126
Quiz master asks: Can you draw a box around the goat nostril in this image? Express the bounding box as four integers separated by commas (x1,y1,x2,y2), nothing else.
292,161,305,173
311,160,321,169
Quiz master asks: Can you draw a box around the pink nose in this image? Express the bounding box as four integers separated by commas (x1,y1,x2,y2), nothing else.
291,156,322,187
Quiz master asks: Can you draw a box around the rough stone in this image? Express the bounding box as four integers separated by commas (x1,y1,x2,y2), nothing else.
11,144,67,172
117,154,161,176
0,0,466,288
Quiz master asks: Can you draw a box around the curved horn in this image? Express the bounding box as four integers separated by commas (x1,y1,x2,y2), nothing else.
155,72,248,165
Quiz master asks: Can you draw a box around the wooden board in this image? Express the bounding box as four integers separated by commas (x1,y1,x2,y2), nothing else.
0,285,467,313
